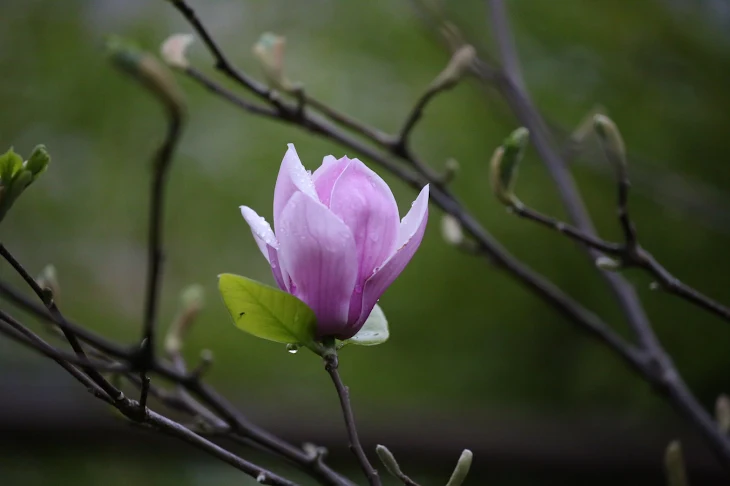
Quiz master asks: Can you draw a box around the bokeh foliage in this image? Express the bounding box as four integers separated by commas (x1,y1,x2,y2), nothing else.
2,0,730,483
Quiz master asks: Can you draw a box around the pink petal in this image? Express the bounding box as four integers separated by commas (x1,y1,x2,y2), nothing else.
240,206,287,290
354,184,429,331
273,144,318,226
312,156,351,207
277,192,358,338
327,159,400,323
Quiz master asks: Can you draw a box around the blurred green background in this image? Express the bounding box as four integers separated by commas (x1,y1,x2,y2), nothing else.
2,0,730,484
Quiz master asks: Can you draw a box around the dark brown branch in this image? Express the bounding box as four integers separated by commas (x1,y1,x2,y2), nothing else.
303,93,393,146
0,256,301,485
323,349,381,486
484,0,730,470
0,312,128,373
0,280,130,357
133,68,186,408
509,200,730,323
0,277,355,485
510,203,623,254
0,243,124,402
186,68,279,117
143,408,299,486
169,0,283,108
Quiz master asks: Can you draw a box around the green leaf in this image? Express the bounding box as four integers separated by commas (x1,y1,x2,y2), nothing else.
338,304,389,349
0,148,23,185
218,273,317,346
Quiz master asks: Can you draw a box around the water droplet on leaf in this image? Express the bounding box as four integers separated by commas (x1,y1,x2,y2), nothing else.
286,343,300,354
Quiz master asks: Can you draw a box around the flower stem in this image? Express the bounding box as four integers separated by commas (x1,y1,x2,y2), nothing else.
322,342,381,486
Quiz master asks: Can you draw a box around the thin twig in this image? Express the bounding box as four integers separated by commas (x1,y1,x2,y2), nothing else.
509,201,730,323
0,243,124,402
323,349,381,486
510,203,623,254
0,308,125,378
114,48,188,409
0,313,128,373
304,94,393,146
484,0,730,470
169,0,282,107
0,279,130,357
186,67,278,117
0,270,301,485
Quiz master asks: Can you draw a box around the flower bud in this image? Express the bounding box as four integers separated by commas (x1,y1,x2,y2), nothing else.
36,264,59,299
376,445,404,479
446,449,473,486
430,45,476,91
108,36,185,118
593,114,626,172
490,127,528,206
161,33,195,70
664,440,688,486
165,284,205,356
253,32,294,91
441,214,464,246
595,255,622,271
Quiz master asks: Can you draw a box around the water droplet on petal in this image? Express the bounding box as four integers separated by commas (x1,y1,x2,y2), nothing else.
354,284,363,294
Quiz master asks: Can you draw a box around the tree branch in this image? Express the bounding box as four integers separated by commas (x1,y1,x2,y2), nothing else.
0,312,128,373
0,243,124,402
484,0,730,470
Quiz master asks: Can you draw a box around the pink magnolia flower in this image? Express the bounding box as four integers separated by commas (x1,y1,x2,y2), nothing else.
241,144,429,340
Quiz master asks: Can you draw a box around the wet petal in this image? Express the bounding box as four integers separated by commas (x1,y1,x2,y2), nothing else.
312,156,351,207
329,159,400,281
240,206,286,290
277,192,358,338
355,184,429,330
273,144,318,226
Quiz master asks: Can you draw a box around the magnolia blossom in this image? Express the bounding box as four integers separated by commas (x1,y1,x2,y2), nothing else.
241,144,429,340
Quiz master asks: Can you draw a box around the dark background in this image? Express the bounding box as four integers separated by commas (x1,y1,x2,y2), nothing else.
1,0,730,484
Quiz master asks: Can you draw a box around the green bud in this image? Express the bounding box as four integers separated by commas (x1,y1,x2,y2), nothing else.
165,284,205,356
490,127,529,206
664,440,689,486
181,283,205,311
24,144,51,178
429,44,476,91
0,169,33,222
108,36,185,118
376,445,405,480
6,170,33,201
593,114,626,171
446,449,473,486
